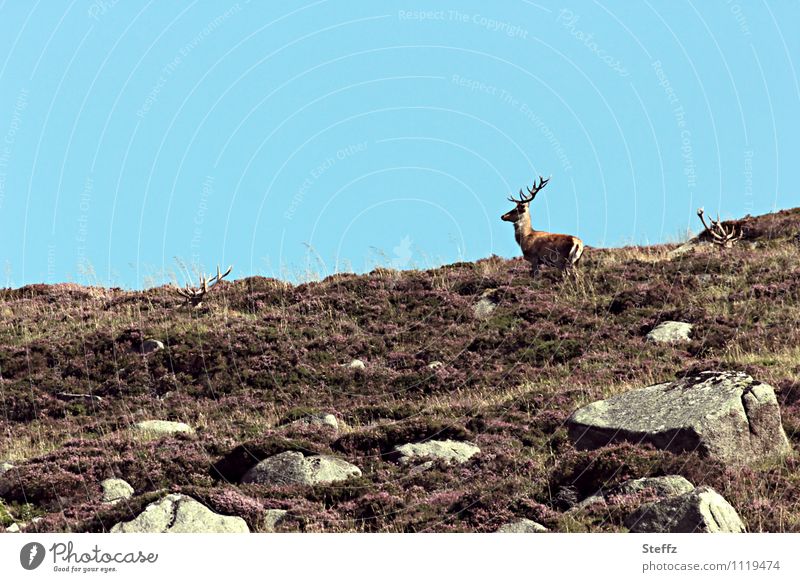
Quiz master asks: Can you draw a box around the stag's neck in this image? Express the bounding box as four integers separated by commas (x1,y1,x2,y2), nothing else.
514,213,534,244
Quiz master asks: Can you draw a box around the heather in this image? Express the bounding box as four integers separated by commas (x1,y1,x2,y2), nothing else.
1,208,800,532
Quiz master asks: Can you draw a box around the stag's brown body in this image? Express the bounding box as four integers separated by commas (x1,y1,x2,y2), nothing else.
502,177,584,276
515,220,584,274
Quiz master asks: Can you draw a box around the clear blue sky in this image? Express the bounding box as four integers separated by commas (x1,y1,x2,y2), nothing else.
0,0,797,288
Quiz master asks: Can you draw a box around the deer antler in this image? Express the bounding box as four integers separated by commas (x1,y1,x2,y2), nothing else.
697,208,742,249
508,176,550,204
174,264,233,306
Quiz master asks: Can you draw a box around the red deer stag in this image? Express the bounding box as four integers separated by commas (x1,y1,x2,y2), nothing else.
696,208,742,249
173,264,232,307
501,176,584,277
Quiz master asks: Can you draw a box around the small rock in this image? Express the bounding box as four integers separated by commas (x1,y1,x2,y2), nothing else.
615,476,695,499
646,321,693,344
427,361,444,370
393,440,480,465
348,359,366,370
0,460,14,476
289,413,339,432
625,486,745,533
6,523,21,533
241,451,362,486
567,371,791,466
110,494,249,533
263,509,288,532
142,339,164,354
497,518,548,533
133,420,194,437
101,478,134,504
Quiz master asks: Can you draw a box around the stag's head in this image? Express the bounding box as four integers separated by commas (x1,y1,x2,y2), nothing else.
173,264,232,307
697,208,742,249
501,176,550,223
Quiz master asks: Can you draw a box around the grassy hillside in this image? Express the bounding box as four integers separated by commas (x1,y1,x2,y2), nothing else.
1,208,799,532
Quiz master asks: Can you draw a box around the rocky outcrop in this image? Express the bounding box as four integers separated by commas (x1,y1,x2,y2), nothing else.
110,494,249,533
393,440,480,465
625,486,745,533
567,371,791,466
241,451,361,486
646,321,693,344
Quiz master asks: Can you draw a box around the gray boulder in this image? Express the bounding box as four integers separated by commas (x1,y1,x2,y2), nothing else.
0,460,13,476
133,420,194,437
615,476,695,498
625,486,745,533
567,371,791,466
101,478,134,504
241,451,361,486
497,518,548,533
348,359,366,370
646,321,693,344
393,440,480,465
110,494,249,533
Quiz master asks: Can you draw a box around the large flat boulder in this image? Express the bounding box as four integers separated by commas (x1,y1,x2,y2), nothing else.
240,451,361,486
110,494,249,533
646,321,693,344
567,371,791,466
393,440,480,465
625,486,745,533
